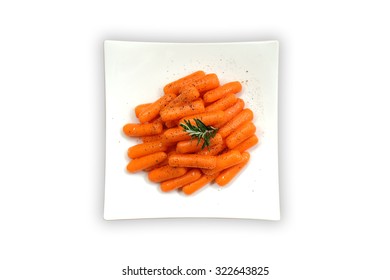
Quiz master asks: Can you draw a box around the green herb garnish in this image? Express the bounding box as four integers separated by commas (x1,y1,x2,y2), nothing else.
180,118,218,150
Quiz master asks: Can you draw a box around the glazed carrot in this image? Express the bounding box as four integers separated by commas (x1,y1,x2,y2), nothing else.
127,141,168,159
218,108,254,138
148,165,188,183
135,103,152,118
178,110,225,126
205,93,238,113
143,150,177,172
233,134,259,152
164,127,192,142
191,73,220,93
151,116,164,124
143,158,168,172
126,152,167,173
225,121,256,149
160,99,205,122
215,152,250,186
182,173,219,195
141,133,175,146
214,98,245,128
124,71,259,194
202,150,243,175
203,81,242,103
123,122,163,137
176,133,223,154
164,85,200,109
160,169,202,192
163,71,206,95
169,154,217,169
164,119,179,128
141,133,167,143
197,142,226,156
138,92,176,123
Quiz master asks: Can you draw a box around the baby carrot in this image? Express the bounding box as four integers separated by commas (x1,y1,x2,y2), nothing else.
215,152,250,186
160,169,202,192
203,81,242,103
197,142,226,156
123,122,163,137
143,158,168,172
148,165,188,183
178,110,225,126
233,134,259,152
182,173,219,195
135,103,152,118
127,141,168,159
164,127,192,142
202,150,243,175
218,108,254,138
163,71,206,95
151,116,164,124
191,73,220,93
205,93,238,113
126,152,167,173
143,150,177,172
164,119,179,128
138,92,176,123
141,133,167,143
164,85,200,109
176,133,223,154
160,99,205,122
214,98,245,128
169,154,217,169
225,121,256,149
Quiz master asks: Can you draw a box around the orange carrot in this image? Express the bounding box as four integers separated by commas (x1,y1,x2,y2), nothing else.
141,133,175,146
164,127,192,142
203,81,242,103
141,133,167,143
233,134,259,152
143,150,177,172
225,121,256,149
123,122,163,137
205,93,238,113
124,71,258,194
163,71,206,95
160,169,202,192
202,150,243,175
176,133,223,154
127,141,168,159
197,142,226,156
148,165,188,183
160,99,205,122
138,92,176,123
151,116,164,124
126,152,167,173
214,98,245,128
164,119,179,128
178,110,225,126
135,103,152,118
191,73,220,93
218,108,254,138
164,85,200,109
168,154,217,169
182,173,219,195
143,158,168,172
215,152,250,186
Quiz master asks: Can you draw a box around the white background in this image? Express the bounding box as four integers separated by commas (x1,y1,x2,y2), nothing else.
1,1,389,279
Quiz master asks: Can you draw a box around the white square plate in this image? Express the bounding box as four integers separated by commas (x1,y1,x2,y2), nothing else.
104,40,279,220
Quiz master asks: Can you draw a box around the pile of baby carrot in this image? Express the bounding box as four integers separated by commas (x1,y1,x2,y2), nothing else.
122,70,259,195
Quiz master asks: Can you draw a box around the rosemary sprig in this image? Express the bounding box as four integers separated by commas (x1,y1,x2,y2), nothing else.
180,118,218,150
